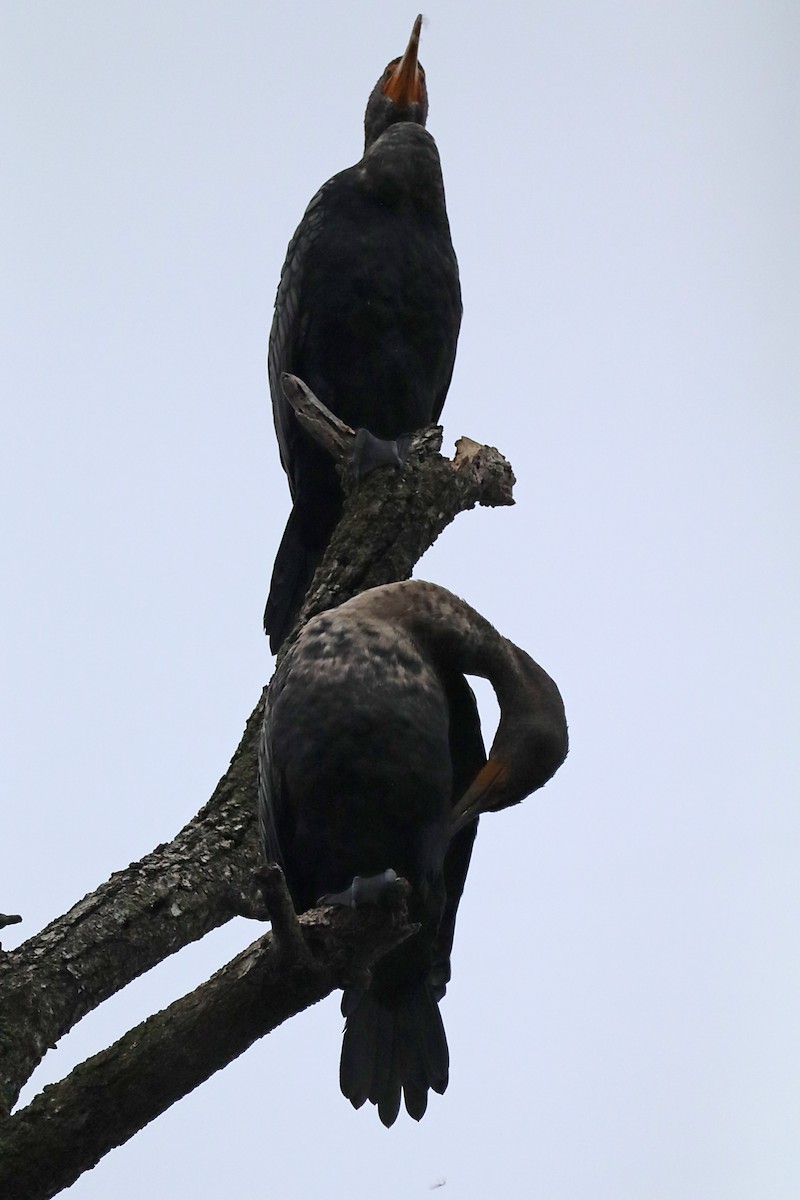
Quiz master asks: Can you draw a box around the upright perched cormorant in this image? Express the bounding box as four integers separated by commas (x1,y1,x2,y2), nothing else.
264,16,462,651
259,581,568,1125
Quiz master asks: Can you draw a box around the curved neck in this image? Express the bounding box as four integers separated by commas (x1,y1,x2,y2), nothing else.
344,581,568,822
347,581,563,749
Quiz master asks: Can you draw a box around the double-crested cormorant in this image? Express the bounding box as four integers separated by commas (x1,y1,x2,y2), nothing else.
264,16,462,652
259,581,568,1125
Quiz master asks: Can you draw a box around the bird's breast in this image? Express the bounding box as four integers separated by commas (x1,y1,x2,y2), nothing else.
294,189,460,432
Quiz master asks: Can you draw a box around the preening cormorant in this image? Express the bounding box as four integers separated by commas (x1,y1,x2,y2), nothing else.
259,581,568,1125
264,16,462,652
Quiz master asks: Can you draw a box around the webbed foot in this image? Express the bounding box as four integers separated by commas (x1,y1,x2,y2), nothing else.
319,868,399,908
353,429,412,480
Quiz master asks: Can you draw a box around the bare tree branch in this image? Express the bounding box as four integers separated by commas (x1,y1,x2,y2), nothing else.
0,380,516,1192
279,374,515,662
296,432,515,639
0,871,414,1200
0,697,267,1118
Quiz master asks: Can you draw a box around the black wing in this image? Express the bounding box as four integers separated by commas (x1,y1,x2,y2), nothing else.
268,184,330,495
429,669,486,999
257,687,291,876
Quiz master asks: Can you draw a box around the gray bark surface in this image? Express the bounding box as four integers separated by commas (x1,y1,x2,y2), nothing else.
0,387,515,1194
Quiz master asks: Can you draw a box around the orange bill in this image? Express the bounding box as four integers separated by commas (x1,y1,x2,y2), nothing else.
383,15,424,106
450,758,510,834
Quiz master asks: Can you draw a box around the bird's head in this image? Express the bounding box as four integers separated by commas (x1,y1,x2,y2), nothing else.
364,14,429,149
449,645,569,834
450,720,568,835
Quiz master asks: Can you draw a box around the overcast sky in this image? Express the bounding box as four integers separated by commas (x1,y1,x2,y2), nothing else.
2,2,799,1197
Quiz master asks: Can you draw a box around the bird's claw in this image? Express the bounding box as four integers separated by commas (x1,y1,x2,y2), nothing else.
319,868,399,908
352,428,412,480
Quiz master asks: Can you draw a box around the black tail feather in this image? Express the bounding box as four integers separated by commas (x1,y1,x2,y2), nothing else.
340,982,449,1127
413,987,449,1093
263,506,325,653
368,1005,394,1107
339,986,376,1110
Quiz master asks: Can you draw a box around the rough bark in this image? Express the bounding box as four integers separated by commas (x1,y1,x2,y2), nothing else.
279,374,515,663
0,870,414,1200
0,380,515,1192
0,697,267,1119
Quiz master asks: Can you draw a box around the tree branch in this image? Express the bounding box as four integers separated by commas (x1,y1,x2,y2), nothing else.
0,696,267,1118
0,871,414,1200
279,373,515,662
0,378,516,1192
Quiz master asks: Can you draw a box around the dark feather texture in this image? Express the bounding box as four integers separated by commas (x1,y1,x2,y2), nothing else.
264,19,461,651
259,581,568,1124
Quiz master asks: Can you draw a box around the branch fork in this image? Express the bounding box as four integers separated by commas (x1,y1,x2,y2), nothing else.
0,372,516,1194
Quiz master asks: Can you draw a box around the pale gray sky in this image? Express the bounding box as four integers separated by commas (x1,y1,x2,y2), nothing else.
2,2,799,1197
